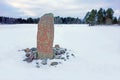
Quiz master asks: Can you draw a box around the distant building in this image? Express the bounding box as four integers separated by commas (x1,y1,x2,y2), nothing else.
105,17,112,25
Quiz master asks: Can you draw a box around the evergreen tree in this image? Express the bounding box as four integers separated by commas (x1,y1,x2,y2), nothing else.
87,9,97,25
118,16,120,25
27,17,34,23
90,9,97,22
33,18,39,23
54,16,62,24
113,17,118,24
0,17,2,23
83,12,90,23
17,18,24,23
97,8,104,24
75,18,81,24
103,10,106,24
106,8,114,19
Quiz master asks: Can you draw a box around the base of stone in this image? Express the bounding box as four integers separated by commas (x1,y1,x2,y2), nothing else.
22,47,75,62
37,52,54,59
21,47,76,67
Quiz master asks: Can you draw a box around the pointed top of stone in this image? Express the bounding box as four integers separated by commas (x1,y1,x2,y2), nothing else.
43,13,53,16
38,13,54,25
40,13,54,20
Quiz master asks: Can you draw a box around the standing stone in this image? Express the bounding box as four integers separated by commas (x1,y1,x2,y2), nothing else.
37,13,54,59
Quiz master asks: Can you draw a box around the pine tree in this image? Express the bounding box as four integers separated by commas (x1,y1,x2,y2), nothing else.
118,16,120,25
106,8,114,19
54,16,62,24
113,17,118,24
0,16,2,23
27,17,34,23
97,8,104,24
88,9,97,25
83,12,90,23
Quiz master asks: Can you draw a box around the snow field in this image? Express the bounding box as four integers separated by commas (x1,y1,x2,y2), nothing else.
0,24,120,80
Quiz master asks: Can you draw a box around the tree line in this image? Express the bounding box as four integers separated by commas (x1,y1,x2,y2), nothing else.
0,17,39,24
0,16,82,24
83,8,120,25
0,8,120,25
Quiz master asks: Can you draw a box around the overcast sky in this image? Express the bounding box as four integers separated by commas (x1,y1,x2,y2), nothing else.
0,0,120,19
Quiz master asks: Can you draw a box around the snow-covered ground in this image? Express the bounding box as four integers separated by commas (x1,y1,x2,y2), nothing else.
0,24,120,80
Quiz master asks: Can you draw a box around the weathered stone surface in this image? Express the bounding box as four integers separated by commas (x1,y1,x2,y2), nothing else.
37,13,54,59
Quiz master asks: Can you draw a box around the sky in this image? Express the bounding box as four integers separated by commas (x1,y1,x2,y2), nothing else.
0,0,120,19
